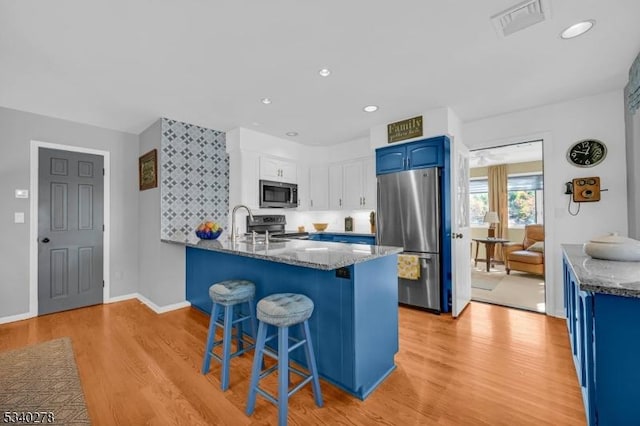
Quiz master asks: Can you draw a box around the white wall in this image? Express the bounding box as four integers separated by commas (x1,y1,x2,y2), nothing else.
138,119,186,308
463,90,627,317
0,107,140,320
369,107,453,149
625,84,640,239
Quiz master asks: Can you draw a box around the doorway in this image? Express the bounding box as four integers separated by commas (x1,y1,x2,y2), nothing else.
29,141,111,317
468,141,545,313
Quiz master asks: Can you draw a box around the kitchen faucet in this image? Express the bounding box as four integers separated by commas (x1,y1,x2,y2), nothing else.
230,204,254,243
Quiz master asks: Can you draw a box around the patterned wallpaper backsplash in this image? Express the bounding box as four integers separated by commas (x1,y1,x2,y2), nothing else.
160,118,228,242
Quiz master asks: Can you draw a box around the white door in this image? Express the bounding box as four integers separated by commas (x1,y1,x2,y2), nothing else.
451,137,471,317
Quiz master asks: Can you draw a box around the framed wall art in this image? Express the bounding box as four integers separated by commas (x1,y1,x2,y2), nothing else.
139,149,158,190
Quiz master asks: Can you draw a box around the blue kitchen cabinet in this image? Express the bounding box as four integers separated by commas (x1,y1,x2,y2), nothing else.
186,246,398,400
375,134,453,314
563,254,640,425
375,145,406,174
309,233,376,245
308,233,333,242
375,136,445,175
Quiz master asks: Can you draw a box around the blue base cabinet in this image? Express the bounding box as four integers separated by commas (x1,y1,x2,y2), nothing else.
308,233,376,245
186,246,398,400
563,255,640,425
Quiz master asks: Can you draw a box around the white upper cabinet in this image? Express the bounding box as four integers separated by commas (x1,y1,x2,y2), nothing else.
362,156,376,209
329,164,343,209
328,156,376,210
342,161,364,209
308,166,329,210
260,156,297,183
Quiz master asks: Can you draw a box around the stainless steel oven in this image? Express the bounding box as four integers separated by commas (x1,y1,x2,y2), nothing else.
259,180,298,208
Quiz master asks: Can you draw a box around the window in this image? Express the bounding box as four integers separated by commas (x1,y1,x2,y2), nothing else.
469,178,489,225
508,174,543,225
469,174,543,226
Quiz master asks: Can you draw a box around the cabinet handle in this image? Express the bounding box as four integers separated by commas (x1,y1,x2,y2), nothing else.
339,198,342,207
407,158,411,168
311,199,313,207
362,196,365,205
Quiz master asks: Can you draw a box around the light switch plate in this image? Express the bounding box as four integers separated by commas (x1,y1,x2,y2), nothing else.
15,189,29,199
14,212,25,223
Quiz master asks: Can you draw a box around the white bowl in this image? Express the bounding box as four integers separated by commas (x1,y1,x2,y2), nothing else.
583,232,640,262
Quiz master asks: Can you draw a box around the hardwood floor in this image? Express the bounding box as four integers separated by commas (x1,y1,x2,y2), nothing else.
0,300,585,425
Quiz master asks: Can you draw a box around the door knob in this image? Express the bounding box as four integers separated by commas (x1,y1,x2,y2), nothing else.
41,238,50,243
452,233,463,239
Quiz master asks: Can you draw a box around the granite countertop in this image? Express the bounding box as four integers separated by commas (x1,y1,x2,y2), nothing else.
166,237,401,270
563,244,640,298
309,231,376,237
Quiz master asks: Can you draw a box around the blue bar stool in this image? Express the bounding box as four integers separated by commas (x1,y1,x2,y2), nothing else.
201,279,257,391
246,293,323,425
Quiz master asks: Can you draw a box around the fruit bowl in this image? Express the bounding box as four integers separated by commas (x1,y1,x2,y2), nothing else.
196,228,222,240
313,223,329,232
196,221,223,240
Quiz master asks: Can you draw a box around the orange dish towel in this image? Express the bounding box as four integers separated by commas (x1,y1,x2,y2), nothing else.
397,254,420,280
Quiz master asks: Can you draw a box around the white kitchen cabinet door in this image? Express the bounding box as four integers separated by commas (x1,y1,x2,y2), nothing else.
259,156,297,183
329,164,343,209
308,166,329,210
362,157,377,209
279,161,297,183
342,161,364,209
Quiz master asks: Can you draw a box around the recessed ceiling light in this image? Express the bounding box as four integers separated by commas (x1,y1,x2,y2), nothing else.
286,131,298,137
261,97,272,104
561,20,595,39
318,68,331,77
363,105,378,112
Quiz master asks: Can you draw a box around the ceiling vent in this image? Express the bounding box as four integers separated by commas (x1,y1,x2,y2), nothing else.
491,0,550,37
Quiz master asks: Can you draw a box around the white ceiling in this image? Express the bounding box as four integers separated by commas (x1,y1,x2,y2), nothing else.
469,140,543,168
1,1,639,146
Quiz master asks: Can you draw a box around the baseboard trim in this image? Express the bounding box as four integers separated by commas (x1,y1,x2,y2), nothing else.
0,311,37,325
0,295,191,324
105,293,139,304
135,294,191,314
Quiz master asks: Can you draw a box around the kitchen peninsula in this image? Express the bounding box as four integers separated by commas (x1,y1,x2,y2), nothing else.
183,237,402,399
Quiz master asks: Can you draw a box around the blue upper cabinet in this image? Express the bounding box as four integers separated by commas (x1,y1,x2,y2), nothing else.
375,146,406,175
376,136,446,175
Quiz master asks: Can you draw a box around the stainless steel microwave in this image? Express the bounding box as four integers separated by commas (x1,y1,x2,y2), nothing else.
259,180,298,208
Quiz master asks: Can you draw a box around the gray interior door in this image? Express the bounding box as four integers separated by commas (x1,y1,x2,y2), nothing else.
38,148,104,315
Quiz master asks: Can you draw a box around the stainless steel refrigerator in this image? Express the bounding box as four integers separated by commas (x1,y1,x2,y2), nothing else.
377,168,441,311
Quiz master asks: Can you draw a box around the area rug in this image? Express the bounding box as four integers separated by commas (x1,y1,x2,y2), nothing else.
471,270,502,291
0,337,90,425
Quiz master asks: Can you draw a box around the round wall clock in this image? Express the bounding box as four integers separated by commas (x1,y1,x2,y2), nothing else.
566,139,607,167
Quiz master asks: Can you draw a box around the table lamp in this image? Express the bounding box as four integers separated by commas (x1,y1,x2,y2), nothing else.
483,211,500,238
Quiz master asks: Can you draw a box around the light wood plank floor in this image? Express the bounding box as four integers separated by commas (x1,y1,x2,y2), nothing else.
0,300,585,425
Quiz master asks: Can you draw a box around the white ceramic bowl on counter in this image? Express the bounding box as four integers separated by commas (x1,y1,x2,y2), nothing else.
583,232,640,262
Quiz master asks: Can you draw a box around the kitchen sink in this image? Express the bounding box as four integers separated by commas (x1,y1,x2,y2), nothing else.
238,236,290,245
